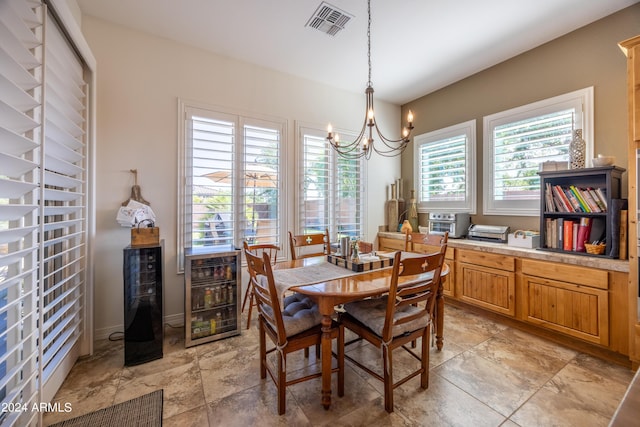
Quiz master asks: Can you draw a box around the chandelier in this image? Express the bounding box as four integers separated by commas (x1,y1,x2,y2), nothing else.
326,0,414,159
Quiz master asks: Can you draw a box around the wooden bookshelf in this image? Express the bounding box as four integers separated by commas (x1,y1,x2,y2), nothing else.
538,166,625,258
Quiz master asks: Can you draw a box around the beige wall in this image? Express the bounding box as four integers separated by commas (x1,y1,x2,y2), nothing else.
82,17,401,338
401,4,640,232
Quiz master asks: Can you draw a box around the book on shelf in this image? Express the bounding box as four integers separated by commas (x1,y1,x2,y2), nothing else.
569,185,591,212
544,183,555,212
557,218,564,250
563,220,574,251
609,199,628,258
579,187,602,212
575,217,592,252
595,188,608,210
563,188,583,212
619,209,628,260
552,185,572,212
546,218,557,248
586,187,607,211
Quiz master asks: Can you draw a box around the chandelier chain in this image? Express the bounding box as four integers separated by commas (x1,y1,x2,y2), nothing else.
326,0,415,159
367,0,372,87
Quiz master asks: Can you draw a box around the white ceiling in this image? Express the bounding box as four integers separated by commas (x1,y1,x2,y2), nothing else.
76,0,638,105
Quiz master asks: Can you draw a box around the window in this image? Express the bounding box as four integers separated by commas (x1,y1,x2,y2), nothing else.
414,120,476,213
179,103,284,269
297,125,366,242
484,87,593,215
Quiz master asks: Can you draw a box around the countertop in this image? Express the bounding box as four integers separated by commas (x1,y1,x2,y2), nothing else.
378,231,630,273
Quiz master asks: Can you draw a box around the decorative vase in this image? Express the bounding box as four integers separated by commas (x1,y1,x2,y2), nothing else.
400,219,413,234
386,183,399,233
407,189,419,232
569,129,586,169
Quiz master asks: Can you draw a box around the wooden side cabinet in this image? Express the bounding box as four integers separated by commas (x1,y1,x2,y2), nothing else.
456,249,516,317
620,34,640,366
521,259,609,346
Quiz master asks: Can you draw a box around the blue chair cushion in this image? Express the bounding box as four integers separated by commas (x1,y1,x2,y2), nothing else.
344,296,430,337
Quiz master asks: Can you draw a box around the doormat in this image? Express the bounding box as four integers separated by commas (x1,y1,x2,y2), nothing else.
50,389,163,427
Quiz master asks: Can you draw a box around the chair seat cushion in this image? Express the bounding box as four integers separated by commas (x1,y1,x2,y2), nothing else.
263,293,322,337
344,296,430,337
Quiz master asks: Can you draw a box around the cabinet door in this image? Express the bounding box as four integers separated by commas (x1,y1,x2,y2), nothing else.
185,251,240,347
522,275,609,346
632,43,640,144
456,262,516,316
378,237,405,251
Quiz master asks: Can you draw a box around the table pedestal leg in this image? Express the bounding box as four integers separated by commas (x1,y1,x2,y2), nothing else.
321,314,333,409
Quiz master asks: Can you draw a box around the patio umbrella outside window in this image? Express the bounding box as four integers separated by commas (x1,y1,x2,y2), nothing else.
204,164,278,242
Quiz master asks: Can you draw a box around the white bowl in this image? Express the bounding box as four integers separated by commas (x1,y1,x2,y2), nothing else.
592,156,615,167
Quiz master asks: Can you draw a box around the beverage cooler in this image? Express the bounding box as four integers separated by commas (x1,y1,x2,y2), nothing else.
123,242,164,366
184,246,241,347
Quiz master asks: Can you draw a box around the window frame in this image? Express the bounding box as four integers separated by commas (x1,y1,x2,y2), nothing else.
178,100,287,271
413,120,477,214
483,87,594,216
295,123,367,245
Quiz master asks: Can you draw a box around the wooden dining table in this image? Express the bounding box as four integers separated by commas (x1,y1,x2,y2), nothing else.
273,255,449,410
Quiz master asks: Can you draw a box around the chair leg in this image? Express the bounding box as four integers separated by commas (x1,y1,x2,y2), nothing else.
259,321,266,379
383,345,394,413
277,351,286,415
421,328,430,388
245,290,255,329
338,325,344,397
241,279,252,312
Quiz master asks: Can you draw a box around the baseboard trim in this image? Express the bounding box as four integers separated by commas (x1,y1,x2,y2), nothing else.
94,313,185,341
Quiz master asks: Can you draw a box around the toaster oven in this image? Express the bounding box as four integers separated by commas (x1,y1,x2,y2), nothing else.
428,212,470,238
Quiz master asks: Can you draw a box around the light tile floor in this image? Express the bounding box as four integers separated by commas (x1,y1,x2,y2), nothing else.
44,305,634,426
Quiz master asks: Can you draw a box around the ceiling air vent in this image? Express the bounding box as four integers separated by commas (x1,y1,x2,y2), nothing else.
306,2,354,37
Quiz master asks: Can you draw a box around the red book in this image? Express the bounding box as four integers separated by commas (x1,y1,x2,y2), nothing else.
553,185,572,212
575,217,592,252
563,220,574,251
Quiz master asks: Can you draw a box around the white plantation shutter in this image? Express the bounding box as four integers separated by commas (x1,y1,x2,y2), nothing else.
0,1,91,421
242,123,280,244
187,110,236,249
491,110,573,203
484,87,592,215
414,120,476,213
300,133,330,234
181,104,283,268
299,127,365,241
0,1,43,425
41,9,87,399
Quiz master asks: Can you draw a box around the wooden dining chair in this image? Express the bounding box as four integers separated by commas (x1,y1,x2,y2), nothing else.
341,247,447,413
244,248,344,415
242,241,280,329
404,231,449,348
288,228,331,260
404,230,449,253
